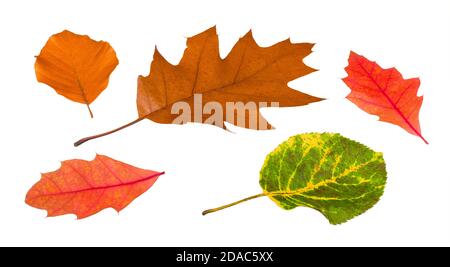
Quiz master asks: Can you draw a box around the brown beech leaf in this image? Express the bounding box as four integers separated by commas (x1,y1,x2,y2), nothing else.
25,154,164,219
35,30,119,118
75,27,322,146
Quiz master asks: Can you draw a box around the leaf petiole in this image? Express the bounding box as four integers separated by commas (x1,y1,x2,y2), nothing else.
202,193,266,215
86,103,94,118
74,116,147,147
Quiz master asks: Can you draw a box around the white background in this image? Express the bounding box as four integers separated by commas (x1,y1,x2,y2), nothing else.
0,0,449,247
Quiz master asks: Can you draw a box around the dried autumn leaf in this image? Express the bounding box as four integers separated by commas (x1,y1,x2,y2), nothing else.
25,154,164,219
203,133,387,225
343,51,427,144
35,30,119,118
74,27,322,146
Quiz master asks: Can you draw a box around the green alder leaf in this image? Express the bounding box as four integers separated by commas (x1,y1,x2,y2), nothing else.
203,133,387,225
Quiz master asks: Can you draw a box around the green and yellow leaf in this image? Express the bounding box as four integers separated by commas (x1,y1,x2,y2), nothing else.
203,133,387,225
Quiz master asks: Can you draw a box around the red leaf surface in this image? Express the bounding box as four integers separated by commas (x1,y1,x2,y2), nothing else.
343,51,427,144
25,155,164,219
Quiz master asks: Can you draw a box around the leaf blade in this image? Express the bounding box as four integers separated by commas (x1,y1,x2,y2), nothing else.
342,51,427,143
25,155,164,219
259,133,387,224
34,30,119,117
137,27,322,129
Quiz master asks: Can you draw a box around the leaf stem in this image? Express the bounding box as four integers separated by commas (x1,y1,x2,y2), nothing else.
86,103,94,118
202,193,266,216
74,116,147,147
